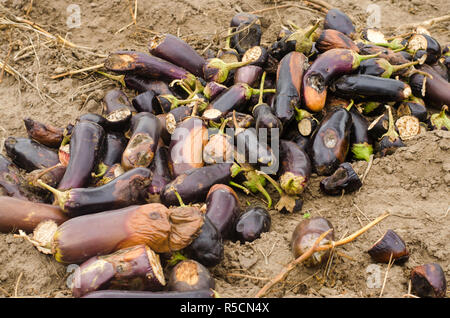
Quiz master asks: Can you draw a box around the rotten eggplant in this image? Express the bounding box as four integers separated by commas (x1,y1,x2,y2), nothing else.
234,206,271,242
278,140,311,196
23,118,64,148
319,162,362,195
167,259,215,292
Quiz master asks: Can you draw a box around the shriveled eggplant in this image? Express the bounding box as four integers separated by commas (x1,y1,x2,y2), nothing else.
167,259,215,292
319,162,362,195
235,206,271,242
368,230,409,264
23,118,64,148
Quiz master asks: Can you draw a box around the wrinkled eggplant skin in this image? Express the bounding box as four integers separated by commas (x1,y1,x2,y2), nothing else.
323,8,356,39
58,121,105,190
4,137,60,172
132,91,159,114
205,184,240,240
63,167,152,217
316,29,359,53
274,52,306,125
0,154,28,200
148,146,172,196
234,207,271,242
23,118,64,148
124,75,173,96
184,215,224,267
161,163,234,206
82,289,216,298
319,162,362,195
102,132,128,167
309,108,352,176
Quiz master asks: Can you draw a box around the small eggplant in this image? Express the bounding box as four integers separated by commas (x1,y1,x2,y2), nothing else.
377,106,405,157
76,113,109,129
397,96,428,122
27,164,66,189
278,140,311,196
167,259,215,292
168,116,208,177
309,107,352,176
323,8,356,39
406,34,442,65
124,75,173,95
82,289,216,298
102,89,135,130
291,217,334,267
273,51,307,124
57,121,105,190
302,49,380,112
234,206,271,242
132,90,159,114
331,75,412,102
409,64,450,109
230,16,262,55
71,244,166,297
161,163,236,206
203,58,254,84
0,196,67,233
203,119,234,165
148,146,172,198
105,51,196,88
315,29,359,53
367,230,409,264
368,112,389,141
99,132,128,170
0,154,28,200
428,105,450,131
23,118,64,148
184,215,224,267
319,162,362,195
411,263,447,298
38,167,152,217
358,58,419,78
233,65,263,87
122,112,161,171
203,82,227,101
205,184,240,240
395,115,420,140
148,34,206,78
36,203,204,264
4,137,60,172
348,105,373,162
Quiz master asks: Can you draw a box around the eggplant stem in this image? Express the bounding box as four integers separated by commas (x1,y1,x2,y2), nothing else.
166,251,187,266
92,162,108,178
219,118,231,135
391,60,419,72
96,71,126,87
255,181,272,209
229,181,250,195
380,105,398,141
304,19,321,39
256,170,283,196
172,189,186,207
346,100,355,111
36,179,69,212
258,71,267,105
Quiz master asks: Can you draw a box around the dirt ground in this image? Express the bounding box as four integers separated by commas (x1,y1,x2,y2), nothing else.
0,0,449,298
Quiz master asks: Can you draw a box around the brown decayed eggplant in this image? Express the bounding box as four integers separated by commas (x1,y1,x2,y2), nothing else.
167,259,215,292
291,217,334,267
319,162,362,195
315,29,359,53
323,8,356,39
71,244,166,297
411,263,447,298
348,106,373,162
367,229,409,264
234,206,271,242
278,140,311,196
377,106,405,157
102,89,135,130
94,163,125,187
23,118,64,148
230,15,262,55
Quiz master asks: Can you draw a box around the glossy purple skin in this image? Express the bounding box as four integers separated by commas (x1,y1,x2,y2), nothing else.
102,132,128,167
148,146,172,195
234,65,263,87
278,139,312,183
132,91,158,114
149,34,206,78
235,207,271,242
58,121,105,190
203,83,250,121
323,8,356,38
124,75,173,95
103,89,134,114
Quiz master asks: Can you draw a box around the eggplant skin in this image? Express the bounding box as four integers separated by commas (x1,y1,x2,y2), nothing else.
323,8,356,39
319,162,362,195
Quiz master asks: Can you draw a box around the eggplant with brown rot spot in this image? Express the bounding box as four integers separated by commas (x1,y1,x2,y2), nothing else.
428,105,450,131
124,75,173,95
278,140,311,196
397,96,427,122
202,119,234,165
167,259,215,292
323,8,356,39
23,118,64,148
94,163,125,187
102,89,135,130
367,229,409,264
377,106,405,157
319,162,362,195
411,263,447,298
315,29,360,53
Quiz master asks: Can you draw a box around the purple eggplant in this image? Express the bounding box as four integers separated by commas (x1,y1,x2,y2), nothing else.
230,15,262,55
124,75,173,95
409,64,450,109
407,34,442,65
102,89,134,130
132,90,159,114
316,29,359,53
148,145,172,198
203,81,227,101
167,259,215,292
357,44,411,65
368,229,409,264
411,263,447,298
323,8,356,39
23,118,64,148
96,132,127,176
234,65,263,87
358,58,419,78
397,96,428,122
0,154,28,200
94,163,125,187
57,121,105,190
295,108,318,138
148,33,206,78
202,119,234,165
320,162,362,195
242,46,268,67
377,106,405,157
348,106,373,162
235,206,271,242
76,113,109,129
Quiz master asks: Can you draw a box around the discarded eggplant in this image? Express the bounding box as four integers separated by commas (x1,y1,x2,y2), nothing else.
368,112,389,141
233,65,263,87
71,244,166,297
39,167,152,217
358,58,419,78
167,259,215,292
309,107,352,176
203,58,254,84
429,105,450,131
291,134,310,153
315,29,359,53
357,44,410,65
409,64,450,109
76,113,109,129
235,206,270,243
378,106,405,157
132,90,159,114
273,51,306,124
205,184,240,240
122,112,161,171
202,119,234,165
368,230,409,264
27,164,66,189
23,118,64,148
57,121,105,190
148,34,206,78
95,163,125,187
148,146,172,198
397,96,428,122
411,263,447,298
203,81,227,101
291,217,334,267
407,34,442,65
161,163,236,206
278,140,311,196
295,109,318,138
348,106,373,162
395,115,420,140
82,289,216,298
38,203,203,264
102,89,134,130
323,8,356,39
0,196,67,233
302,49,380,112
4,137,60,172
0,154,28,200
230,16,262,55
331,75,412,102
124,75,173,95
100,132,128,170
319,162,362,195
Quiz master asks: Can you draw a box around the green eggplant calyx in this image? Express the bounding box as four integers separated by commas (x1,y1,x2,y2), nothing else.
279,172,306,196
363,101,382,114
230,163,242,178
167,251,187,267
172,189,186,207
352,143,374,162
229,181,250,195
92,162,109,178
352,51,382,69
36,179,69,213
96,71,126,87
380,105,399,142
430,106,450,130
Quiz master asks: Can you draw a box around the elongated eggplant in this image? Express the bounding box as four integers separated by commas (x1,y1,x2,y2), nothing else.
309,107,352,176
234,206,271,242
397,96,427,122
122,112,161,171
331,74,412,102
105,51,196,88
100,132,128,169
82,289,216,298
0,154,28,200
148,34,206,78
168,116,208,177
203,58,254,84
291,217,334,267
278,140,311,196
429,106,450,131
203,81,227,101
302,49,380,112
0,196,67,233
167,259,215,292
378,106,405,157
273,51,306,124
357,44,411,65
320,162,362,195
161,163,236,206
203,119,234,165
148,146,172,199
36,203,203,264
409,64,450,109
57,121,105,190
316,29,359,53
71,244,165,297
234,65,263,87
184,215,223,267
132,90,158,114
323,8,356,39
124,75,173,95
23,118,64,148
76,113,109,129
358,58,419,78
4,137,60,172
27,163,66,189
407,34,442,65
230,16,262,55
348,106,373,162
39,167,152,217
102,89,134,130
204,184,240,240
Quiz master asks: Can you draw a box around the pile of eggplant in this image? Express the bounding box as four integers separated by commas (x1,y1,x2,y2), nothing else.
0,8,449,298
